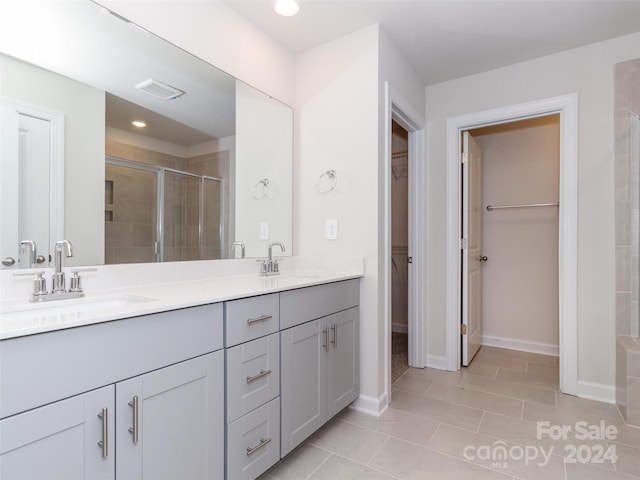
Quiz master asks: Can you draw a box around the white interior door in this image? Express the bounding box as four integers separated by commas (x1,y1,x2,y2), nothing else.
462,131,484,366
0,104,52,268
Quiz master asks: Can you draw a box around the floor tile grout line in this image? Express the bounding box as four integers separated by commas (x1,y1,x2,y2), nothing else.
312,446,403,480
366,434,392,467
324,416,444,452
303,451,332,480
425,421,443,449
476,410,486,434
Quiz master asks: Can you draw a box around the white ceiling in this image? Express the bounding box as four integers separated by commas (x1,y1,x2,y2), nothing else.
223,0,640,85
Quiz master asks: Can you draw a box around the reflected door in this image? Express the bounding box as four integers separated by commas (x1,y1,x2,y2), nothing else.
0,105,52,268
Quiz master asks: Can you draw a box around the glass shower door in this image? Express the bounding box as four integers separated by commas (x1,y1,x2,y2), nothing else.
104,161,158,264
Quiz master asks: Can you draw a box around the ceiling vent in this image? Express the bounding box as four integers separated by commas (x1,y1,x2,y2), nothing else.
135,79,185,100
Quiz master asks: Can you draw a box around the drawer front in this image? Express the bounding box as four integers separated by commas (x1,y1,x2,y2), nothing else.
226,397,280,480
280,279,359,329
226,333,280,423
1,303,223,420
225,294,279,347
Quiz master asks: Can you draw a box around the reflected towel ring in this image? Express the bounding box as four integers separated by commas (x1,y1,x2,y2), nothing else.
317,169,337,193
252,178,270,199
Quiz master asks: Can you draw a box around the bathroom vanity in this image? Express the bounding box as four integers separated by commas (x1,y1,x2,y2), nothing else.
0,272,360,480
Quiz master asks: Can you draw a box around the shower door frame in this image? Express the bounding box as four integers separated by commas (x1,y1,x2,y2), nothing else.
106,156,224,262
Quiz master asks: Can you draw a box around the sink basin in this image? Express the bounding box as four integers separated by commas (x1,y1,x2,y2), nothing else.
0,295,158,332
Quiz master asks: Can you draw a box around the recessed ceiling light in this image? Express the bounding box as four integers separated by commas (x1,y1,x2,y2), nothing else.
273,0,300,17
132,121,146,128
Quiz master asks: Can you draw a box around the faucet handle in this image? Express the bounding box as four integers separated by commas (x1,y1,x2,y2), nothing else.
13,271,47,300
69,268,97,293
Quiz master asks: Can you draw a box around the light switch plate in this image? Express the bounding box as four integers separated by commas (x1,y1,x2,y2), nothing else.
260,221,269,240
326,219,338,240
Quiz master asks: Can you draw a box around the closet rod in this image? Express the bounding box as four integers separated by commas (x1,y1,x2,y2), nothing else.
486,202,559,212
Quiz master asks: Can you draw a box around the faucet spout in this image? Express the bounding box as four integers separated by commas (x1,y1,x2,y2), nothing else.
231,241,246,259
52,240,73,293
268,241,286,262
19,240,37,268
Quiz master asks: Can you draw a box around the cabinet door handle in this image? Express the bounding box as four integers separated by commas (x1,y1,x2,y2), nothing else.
128,396,139,444
330,323,337,348
322,327,330,352
247,314,272,325
246,437,272,456
97,407,108,458
246,369,272,383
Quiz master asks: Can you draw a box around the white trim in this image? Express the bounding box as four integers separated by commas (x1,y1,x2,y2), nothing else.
426,355,447,370
384,82,427,411
0,96,64,259
351,393,389,417
577,381,616,404
481,335,559,357
445,94,579,396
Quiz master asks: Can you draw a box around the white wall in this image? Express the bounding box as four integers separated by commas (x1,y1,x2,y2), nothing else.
235,81,293,257
295,25,424,412
473,116,560,352
1,55,105,266
100,0,295,106
425,31,640,391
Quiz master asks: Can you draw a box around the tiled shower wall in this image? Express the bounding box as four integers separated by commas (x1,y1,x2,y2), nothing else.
615,58,640,426
105,139,229,264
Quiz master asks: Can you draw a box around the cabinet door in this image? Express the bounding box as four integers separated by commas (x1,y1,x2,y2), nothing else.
0,386,114,480
326,307,360,418
116,351,224,480
280,318,326,457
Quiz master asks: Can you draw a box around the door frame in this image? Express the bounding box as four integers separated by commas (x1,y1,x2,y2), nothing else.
1,96,65,263
383,82,426,404
444,94,578,395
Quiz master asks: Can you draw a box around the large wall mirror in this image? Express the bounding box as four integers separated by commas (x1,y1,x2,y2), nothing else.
0,0,292,268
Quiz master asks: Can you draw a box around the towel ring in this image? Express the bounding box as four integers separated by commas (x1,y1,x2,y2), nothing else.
317,169,337,193
252,178,270,199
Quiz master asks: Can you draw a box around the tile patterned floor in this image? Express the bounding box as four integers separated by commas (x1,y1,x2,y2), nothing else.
259,346,640,480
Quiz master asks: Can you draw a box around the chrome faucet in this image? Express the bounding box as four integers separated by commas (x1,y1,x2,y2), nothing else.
52,240,73,294
230,241,246,259
19,240,37,268
260,241,285,276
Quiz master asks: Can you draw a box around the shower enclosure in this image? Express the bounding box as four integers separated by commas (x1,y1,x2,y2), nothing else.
105,157,224,264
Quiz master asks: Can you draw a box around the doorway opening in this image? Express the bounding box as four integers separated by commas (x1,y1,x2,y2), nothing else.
445,94,578,395
461,115,560,367
391,120,410,383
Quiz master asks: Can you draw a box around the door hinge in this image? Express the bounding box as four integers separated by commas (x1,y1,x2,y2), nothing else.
407,256,413,264
459,238,467,249
460,152,468,164
460,324,467,335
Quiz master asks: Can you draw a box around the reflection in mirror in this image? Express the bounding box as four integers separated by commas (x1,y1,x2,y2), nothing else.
0,0,292,268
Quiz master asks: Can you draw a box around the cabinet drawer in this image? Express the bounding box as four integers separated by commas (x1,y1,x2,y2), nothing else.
280,279,359,329
225,294,279,347
226,333,280,423
227,397,280,480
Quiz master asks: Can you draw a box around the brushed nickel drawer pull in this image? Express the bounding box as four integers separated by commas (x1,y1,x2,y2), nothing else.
97,407,108,458
330,323,337,348
246,437,272,456
246,369,272,383
322,327,330,352
247,314,272,325
128,396,139,444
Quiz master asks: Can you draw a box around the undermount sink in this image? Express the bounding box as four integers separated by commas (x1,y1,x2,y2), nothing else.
0,295,158,329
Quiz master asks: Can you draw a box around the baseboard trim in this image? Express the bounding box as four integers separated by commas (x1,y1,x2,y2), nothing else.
392,323,408,334
426,355,446,370
482,335,559,357
578,381,616,404
351,392,388,417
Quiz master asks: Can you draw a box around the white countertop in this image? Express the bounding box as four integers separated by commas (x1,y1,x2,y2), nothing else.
0,269,362,340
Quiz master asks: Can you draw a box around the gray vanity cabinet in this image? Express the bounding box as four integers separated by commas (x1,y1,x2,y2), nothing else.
279,280,360,457
0,304,225,480
115,351,224,480
0,386,114,480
